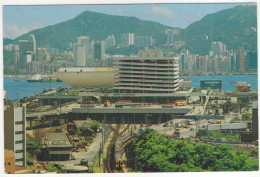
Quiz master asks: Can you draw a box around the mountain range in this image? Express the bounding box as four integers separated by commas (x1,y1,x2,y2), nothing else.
4,5,257,56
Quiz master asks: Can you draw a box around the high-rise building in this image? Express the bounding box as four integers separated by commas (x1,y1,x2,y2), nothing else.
91,41,105,60
186,54,197,71
180,50,189,71
211,42,226,56
135,36,153,47
73,36,90,66
113,50,179,94
37,48,48,61
166,29,179,45
19,40,35,73
105,35,115,50
246,51,257,72
4,106,26,167
239,48,246,72
120,33,135,46
28,34,36,53
73,44,85,66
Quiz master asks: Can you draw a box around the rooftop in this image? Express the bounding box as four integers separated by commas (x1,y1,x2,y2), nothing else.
45,133,72,148
73,120,93,128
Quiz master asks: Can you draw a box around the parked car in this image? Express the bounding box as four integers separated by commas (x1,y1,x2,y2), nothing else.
183,125,189,128
189,128,194,131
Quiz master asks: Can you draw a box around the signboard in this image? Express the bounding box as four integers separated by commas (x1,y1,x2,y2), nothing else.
200,80,222,90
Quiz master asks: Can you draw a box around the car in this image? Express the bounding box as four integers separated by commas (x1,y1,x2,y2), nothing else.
183,125,189,128
71,155,76,160
190,128,194,131
202,125,206,128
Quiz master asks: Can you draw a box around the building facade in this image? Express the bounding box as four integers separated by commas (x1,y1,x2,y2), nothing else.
120,33,135,46
135,36,153,47
4,149,16,174
105,35,116,50
73,36,90,66
113,50,179,94
4,106,26,167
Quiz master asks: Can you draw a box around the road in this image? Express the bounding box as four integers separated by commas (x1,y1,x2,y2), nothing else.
27,103,79,117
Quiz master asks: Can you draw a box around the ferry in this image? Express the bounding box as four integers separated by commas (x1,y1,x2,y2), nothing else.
27,74,62,82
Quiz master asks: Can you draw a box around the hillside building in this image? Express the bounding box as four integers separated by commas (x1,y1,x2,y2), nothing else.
120,33,135,46
105,35,116,50
211,41,226,56
134,36,153,47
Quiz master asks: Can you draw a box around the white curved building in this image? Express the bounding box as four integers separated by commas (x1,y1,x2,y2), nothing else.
54,67,115,88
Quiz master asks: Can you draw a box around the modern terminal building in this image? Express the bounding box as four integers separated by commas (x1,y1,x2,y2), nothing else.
53,50,206,123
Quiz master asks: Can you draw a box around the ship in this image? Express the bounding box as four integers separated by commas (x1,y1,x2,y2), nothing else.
236,81,250,92
231,81,236,83
27,74,62,82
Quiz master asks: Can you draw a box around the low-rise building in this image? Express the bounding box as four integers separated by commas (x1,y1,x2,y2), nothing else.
4,149,15,174
44,133,73,161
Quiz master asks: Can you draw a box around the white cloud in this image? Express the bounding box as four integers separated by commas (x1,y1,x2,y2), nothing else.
150,6,177,19
3,24,41,39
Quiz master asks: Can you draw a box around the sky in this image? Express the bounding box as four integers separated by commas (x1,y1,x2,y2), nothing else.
3,3,256,39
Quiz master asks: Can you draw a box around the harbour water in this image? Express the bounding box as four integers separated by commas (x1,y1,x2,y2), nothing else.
3,74,258,101
188,74,258,92
4,78,68,101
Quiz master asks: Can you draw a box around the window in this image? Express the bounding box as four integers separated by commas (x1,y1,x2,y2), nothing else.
15,150,23,153
15,158,23,162
15,140,24,144
15,121,24,125
15,131,23,135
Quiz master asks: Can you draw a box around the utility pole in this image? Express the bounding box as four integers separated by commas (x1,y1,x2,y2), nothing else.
16,92,18,107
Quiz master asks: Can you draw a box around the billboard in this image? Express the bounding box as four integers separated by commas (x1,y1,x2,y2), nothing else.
200,80,222,90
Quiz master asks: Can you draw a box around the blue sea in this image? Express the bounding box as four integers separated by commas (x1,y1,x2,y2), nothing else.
3,74,258,101
4,78,68,101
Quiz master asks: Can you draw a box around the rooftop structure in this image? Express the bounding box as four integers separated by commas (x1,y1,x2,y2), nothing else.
73,120,93,128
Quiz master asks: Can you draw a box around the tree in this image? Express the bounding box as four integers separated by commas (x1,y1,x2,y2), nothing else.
91,120,101,132
242,112,251,121
26,140,41,155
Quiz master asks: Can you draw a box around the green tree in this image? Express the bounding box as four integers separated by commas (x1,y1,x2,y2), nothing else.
26,140,41,155
242,112,251,121
91,120,101,132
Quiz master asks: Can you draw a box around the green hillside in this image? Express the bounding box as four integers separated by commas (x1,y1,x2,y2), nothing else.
178,5,257,55
7,5,257,56
13,11,173,50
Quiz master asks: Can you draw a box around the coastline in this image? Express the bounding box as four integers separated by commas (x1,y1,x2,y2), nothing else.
4,75,29,78
4,73,258,79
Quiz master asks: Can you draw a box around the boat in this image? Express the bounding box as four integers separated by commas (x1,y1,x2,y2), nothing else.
27,74,62,82
231,81,236,83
